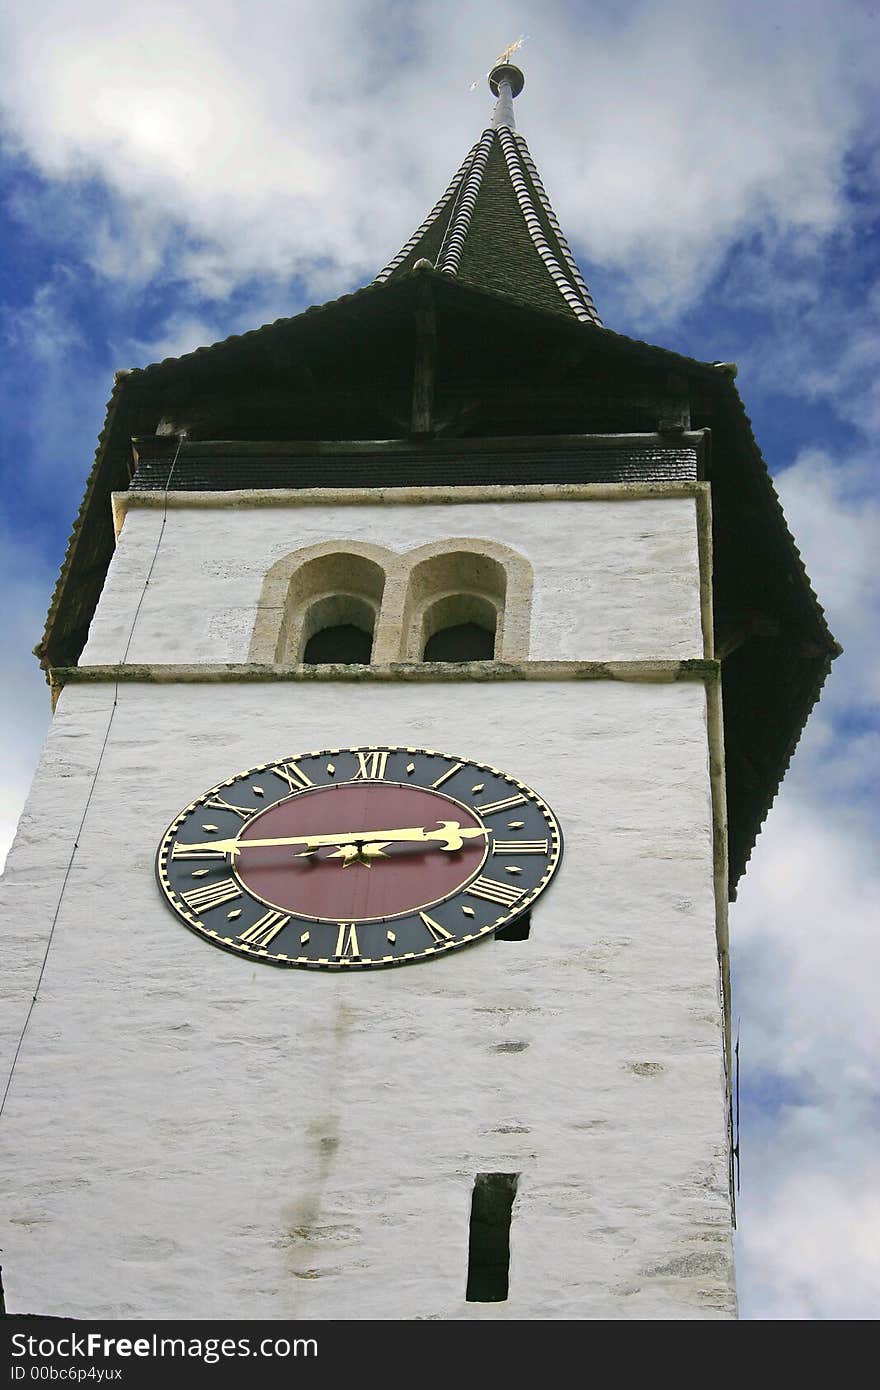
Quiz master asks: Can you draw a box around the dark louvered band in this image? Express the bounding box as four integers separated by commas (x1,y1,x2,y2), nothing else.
129,446,697,492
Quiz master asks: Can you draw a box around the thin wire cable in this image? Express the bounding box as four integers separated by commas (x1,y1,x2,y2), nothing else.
0,435,185,1121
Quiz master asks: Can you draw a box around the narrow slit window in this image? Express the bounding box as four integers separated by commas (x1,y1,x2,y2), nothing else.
466,1172,519,1302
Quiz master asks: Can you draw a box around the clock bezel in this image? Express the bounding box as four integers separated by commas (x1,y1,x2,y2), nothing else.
156,744,563,971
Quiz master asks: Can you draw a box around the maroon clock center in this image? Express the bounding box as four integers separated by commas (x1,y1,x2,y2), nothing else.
234,783,487,921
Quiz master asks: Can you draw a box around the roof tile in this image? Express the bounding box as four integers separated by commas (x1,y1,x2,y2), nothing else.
375,126,602,325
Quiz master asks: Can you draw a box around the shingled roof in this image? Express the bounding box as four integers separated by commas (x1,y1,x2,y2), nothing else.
375,63,601,326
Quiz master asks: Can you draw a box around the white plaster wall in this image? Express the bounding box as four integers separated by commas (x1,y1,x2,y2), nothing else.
0,680,734,1319
81,497,704,665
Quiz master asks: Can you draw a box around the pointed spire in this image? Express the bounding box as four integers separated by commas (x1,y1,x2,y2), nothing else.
375,62,602,326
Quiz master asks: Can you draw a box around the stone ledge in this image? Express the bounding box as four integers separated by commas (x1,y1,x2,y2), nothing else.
51,659,719,687
111,481,708,535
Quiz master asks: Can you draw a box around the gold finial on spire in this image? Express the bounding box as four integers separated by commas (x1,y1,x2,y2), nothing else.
469,34,529,90
496,34,528,66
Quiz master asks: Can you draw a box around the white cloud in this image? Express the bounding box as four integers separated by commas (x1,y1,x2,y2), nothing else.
1,0,875,316
3,275,84,362
0,524,54,871
737,1168,880,1319
726,415,880,1317
730,247,880,436
733,797,880,1086
731,753,880,1317
123,313,229,366
774,448,880,710
0,279,110,499
733,444,880,1082
776,451,879,627
547,0,871,317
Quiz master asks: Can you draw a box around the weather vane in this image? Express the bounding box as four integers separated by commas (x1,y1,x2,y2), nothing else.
469,34,529,90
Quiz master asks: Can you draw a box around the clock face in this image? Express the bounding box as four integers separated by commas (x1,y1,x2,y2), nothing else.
156,746,562,970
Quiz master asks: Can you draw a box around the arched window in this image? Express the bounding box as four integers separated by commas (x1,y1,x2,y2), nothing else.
249,537,532,666
282,557,384,664
248,543,391,665
401,548,509,663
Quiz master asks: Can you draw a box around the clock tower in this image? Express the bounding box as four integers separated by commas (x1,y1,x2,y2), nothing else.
0,65,837,1320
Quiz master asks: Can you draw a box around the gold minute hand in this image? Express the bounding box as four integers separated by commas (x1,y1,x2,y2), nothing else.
176,820,488,857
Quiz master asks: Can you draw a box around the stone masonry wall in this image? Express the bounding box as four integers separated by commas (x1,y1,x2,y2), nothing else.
82,495,705,666
0,491,734,1318
0,678,734,1319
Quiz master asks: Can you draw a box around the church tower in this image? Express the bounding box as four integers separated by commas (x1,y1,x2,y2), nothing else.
1,65,837,1320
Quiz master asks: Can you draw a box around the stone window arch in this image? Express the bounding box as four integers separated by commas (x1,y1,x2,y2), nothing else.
398,539,533,662
248,541,393,664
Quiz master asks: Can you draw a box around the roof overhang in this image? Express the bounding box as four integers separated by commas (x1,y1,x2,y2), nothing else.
38,270,839,891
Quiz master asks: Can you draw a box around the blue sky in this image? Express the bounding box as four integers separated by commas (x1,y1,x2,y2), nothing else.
1,0,878,1318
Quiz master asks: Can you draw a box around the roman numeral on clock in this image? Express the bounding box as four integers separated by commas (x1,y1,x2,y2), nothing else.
354,750,389,780
419,911,453,944
431,762,463,789
466,876,526,907
335,922,361,958
272,760,314,794
238,911,290,949
474,793,528,817
181,878,242,914
493,840,549,855
204,794,254,820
